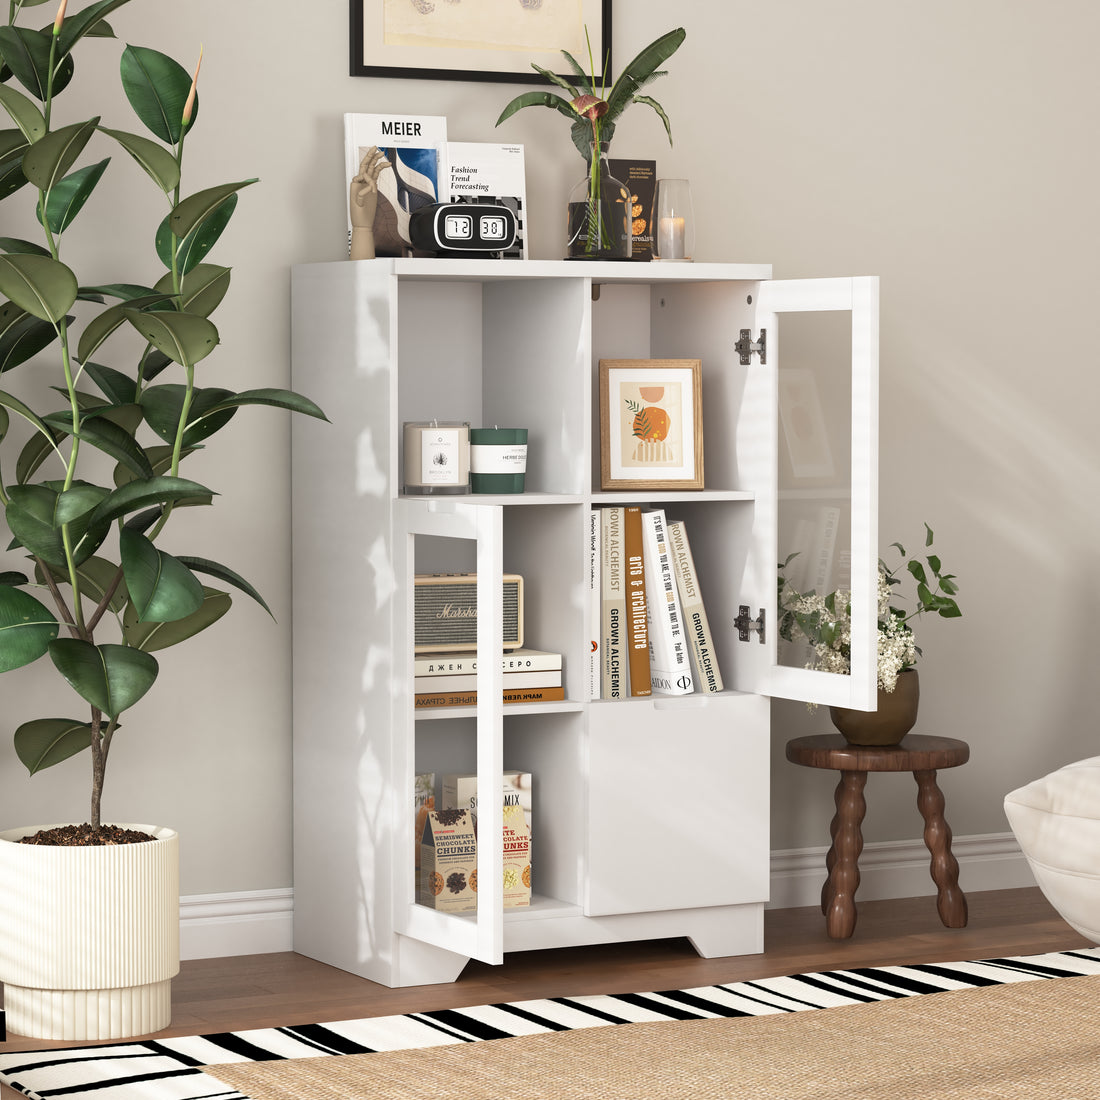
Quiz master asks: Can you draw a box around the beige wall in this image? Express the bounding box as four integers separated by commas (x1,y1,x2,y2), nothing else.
1,0,1097,894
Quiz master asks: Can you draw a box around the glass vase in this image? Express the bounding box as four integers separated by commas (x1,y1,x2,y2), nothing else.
565,142,632,260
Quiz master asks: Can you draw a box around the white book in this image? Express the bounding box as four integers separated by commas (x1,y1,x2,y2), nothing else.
444,141,528,259
588,509,601,700
344,113,448,257
640,509,694,695
667,520,723,694
413,669,561,693
413,648,562,676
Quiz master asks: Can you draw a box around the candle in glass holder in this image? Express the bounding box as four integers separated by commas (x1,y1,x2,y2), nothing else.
652,178,695,262
402,420,470,494
470,427,528,494
658,216,686,259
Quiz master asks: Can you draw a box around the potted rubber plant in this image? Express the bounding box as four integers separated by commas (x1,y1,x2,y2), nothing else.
496,27,685,259
0,0,325,1040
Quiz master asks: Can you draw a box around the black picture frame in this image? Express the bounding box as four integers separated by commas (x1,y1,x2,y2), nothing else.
350,0,612,85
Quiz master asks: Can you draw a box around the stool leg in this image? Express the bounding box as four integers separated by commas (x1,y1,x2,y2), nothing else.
825,770,866,939
822,795,842,915
914,768,968,928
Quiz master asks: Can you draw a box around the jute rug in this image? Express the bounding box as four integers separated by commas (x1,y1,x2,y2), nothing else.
211,975,1100,1100
2,948,1098,1100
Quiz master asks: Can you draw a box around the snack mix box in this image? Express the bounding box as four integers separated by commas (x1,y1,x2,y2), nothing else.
502,802,531,909
442,771,532,834
420,808,477,912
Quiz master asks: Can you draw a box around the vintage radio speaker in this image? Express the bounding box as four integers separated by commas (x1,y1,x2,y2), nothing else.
414,573,523,652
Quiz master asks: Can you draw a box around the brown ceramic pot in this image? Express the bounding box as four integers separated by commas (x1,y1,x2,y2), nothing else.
829,668,919,746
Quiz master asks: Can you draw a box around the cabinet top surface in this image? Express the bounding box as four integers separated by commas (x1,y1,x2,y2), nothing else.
296,257,773,283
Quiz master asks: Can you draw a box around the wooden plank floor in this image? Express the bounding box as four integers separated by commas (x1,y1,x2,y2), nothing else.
0,887,1089,1095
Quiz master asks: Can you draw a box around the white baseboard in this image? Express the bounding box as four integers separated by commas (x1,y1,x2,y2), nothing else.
178,835,1034,960
180,888,294,961
768,831,1035,909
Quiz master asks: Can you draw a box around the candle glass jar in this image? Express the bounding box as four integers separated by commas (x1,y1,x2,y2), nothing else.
651,178,695,262
402,421,470,494
470,427,528,493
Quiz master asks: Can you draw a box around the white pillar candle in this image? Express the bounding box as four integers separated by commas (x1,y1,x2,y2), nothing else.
658,216,686,259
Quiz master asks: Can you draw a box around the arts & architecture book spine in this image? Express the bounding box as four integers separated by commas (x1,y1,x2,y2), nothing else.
623,506,652,697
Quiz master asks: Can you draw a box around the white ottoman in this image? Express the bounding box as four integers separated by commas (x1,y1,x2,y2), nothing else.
1004,756,1100,944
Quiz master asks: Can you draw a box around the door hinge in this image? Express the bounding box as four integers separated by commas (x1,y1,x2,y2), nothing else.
735,605,766,643
735,328,766,365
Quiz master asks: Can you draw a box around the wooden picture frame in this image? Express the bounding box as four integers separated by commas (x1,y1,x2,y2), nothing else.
350,0,612,85
599,359,704,490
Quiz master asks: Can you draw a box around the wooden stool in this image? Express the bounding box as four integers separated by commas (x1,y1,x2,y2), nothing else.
785,734,970,939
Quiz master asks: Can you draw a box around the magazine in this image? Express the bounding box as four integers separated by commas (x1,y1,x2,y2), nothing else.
444,141,528,259
344,113,448,257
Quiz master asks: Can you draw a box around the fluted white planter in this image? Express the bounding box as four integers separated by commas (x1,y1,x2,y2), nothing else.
0,824,179,1040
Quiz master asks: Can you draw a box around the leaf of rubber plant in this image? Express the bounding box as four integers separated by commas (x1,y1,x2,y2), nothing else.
141,383,234,445
123,585,230,651
82,361,137,405
0,82,46,142
0,571,28,585
0,236,50,256
0,306,60,373
88,475,214,527
0,26,53,100
36,554,128,613
15,422,62,483
112,444,196,489
80,282,158,301
177,555,273,618
15,717,94,774
0,252,77,323
0,389,60,454
76,293,170,362
41,157,110,235
119,527,204,623
54,482,110,527
6,482,109,566
123,309,218,366
48,638,158,719
169,181,256,240
99,126,179,193
142,348,172,381
21,117,101,192
202,387,329,422
120,45,195,144
57,0,133,55
156,194,237,274
76,413,154,479
0,583,59,671
153,263,230,319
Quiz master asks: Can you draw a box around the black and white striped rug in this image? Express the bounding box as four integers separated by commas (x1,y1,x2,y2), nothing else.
2,947,1098,1100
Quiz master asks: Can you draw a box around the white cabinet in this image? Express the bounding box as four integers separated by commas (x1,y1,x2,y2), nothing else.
290,259,878,988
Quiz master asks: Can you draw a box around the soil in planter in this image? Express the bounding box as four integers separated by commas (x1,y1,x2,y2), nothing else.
18,823,154,846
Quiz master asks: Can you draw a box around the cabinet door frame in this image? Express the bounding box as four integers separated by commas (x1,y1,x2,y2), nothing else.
393,498,506,965
732,275,879,710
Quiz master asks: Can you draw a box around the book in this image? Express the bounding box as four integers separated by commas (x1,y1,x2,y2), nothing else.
622,506,652,697
414,648,562,676
414,669,561,694
667,520,724,694
444,141,528,260
588,509,601,700
640,509,694,695
599,506,626,699
344,113,448,258
608,158,656,262
414,686,565,708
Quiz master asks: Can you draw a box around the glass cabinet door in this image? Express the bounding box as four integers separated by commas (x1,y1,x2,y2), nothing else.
730,276,879,710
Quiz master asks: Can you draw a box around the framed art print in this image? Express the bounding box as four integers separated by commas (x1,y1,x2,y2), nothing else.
600,359,704,490
351,0,612,84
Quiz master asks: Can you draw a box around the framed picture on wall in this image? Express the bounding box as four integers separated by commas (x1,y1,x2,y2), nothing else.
350,0,612,84
599,359,704,490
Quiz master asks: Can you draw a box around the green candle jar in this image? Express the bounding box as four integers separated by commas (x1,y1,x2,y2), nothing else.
470,427,528,493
